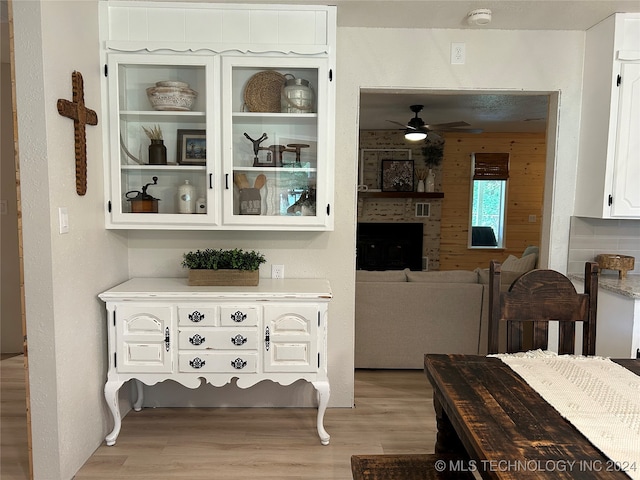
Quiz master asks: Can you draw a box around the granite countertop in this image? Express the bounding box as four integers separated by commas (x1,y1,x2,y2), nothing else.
569,273,640,299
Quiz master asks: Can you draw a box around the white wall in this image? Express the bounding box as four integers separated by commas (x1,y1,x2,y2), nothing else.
12,2,590,477
337,27,585,273
12,1,129,478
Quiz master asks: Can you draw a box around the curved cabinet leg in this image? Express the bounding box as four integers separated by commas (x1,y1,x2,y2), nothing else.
133,379,144,412
104,380,125,446
312,381,331,445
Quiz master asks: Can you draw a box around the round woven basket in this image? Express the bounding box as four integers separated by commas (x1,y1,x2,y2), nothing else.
596,253,635,278
244,70,286,113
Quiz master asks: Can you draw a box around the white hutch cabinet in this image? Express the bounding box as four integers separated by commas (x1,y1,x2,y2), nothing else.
99,2,336,230
574,13,640,218
99,278,332,446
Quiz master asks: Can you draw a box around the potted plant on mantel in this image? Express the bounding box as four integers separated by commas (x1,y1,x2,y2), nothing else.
182,248,266,286
421,139,444,192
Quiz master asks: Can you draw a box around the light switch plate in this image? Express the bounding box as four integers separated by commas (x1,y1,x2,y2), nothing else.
59,207,69,234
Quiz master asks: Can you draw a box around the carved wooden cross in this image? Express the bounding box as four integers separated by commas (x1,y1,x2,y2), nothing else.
57,71,98,196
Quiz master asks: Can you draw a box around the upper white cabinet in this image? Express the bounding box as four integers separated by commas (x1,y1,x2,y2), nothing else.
574,13,640,218
99,2,336,230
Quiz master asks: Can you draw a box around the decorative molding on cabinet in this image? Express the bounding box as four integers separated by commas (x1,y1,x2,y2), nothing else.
101,3,334,52
105,42,331,56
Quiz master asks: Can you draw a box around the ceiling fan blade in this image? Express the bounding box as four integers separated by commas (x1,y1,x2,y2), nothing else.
432,127,484,133
425,121,470,129
386,119,413,129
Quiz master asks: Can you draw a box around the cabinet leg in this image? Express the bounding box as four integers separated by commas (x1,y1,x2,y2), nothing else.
104,380,125,446
312,381,331,445
133,379,144,412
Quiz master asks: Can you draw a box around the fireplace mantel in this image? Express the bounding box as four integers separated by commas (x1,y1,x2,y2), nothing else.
358,192,444,199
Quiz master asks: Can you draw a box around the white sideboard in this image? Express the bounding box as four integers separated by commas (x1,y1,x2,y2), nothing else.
99,277,332,446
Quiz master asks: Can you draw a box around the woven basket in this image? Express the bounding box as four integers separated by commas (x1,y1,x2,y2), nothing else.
188,269,259,286
595,254,635,279
243,70,286,113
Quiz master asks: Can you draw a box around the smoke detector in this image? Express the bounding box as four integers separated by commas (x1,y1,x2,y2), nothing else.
467,8,492,26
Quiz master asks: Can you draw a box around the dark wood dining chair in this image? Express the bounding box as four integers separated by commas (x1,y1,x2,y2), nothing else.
488,260,599,355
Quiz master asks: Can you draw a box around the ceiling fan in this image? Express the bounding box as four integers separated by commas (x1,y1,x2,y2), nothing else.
387,104,483,140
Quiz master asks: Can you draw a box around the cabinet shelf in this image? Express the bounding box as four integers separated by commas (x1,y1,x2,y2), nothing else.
358,192,444,199
121,164,206,171
234,166,317,173
233,112,318,119
120,110,206,120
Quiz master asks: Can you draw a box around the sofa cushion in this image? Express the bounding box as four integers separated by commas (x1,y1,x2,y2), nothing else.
501,253,537,272
356,269,407,282
406,270,479,284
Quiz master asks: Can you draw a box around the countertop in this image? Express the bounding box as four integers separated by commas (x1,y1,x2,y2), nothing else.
569,273,640,300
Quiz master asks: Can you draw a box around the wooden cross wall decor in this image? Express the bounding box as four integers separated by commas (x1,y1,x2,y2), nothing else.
57,71,98,196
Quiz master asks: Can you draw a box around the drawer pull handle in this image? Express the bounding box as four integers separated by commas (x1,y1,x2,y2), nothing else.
265,326,270,351
189,334,206,346
189,311,205,323
231,334,247,346
165,327,170,352
189,357,205,369
230,311,247,323
231,358,247,369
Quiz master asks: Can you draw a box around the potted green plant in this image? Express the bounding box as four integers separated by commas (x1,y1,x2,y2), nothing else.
421,140,444,169
182,248,266,286
421,140,444,192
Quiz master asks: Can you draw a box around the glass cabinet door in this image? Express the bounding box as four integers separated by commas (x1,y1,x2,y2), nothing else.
221,56,331,229
106,54,218,227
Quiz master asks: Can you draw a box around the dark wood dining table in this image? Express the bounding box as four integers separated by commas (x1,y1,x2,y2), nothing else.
424,354,640,479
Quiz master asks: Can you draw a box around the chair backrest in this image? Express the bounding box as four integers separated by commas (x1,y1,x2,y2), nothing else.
488,261,599,355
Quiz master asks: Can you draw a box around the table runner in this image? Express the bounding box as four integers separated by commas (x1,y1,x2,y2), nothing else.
491,350,640,479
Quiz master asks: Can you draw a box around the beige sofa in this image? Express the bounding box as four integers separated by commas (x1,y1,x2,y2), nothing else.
355,267,531,369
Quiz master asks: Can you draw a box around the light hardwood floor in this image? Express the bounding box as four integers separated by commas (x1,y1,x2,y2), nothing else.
1,355,437,479
1,354,30,479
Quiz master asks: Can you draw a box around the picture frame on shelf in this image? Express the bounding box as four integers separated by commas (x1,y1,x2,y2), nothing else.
381,159,414,192
177,129,206,165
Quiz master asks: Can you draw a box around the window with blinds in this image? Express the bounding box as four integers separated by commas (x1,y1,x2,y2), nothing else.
470,153,509,248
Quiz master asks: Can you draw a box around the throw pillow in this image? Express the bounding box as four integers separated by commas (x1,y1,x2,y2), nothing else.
501,253,537,272
522,245,539,267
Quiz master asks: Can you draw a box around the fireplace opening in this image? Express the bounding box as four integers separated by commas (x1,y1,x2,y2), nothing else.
356,222,423,271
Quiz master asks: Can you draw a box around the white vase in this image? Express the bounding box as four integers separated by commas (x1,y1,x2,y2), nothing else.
417,179,425,192
178,180,196,214
426,169,436,192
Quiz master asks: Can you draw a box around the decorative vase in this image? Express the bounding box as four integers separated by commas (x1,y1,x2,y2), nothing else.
148,139,167,165
417,179,425,192
426,169,436,192
188,269,259,286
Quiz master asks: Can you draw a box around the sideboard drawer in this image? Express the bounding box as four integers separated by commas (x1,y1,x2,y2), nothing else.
178,306,217,326
178,328,258,350
220,306,259,326
178,353,258,373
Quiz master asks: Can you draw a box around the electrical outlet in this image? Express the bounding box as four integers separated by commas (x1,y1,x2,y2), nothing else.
451,43,466,64
271,264,284,279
